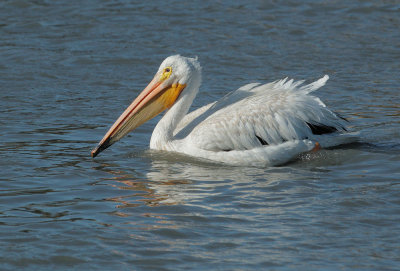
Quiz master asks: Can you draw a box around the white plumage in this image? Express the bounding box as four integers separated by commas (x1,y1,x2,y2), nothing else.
92,55,356,166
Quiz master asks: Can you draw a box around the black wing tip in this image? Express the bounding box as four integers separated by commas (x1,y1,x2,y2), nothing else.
306,122,340,135
256,135,269,145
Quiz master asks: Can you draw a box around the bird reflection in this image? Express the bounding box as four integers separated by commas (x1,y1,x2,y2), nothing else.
105,169,188,208
95,153,302,210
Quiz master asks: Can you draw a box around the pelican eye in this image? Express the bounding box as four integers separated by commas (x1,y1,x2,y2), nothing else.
161,66,173,80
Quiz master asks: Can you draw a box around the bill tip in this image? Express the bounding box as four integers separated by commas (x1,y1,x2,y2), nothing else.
91,148,98,158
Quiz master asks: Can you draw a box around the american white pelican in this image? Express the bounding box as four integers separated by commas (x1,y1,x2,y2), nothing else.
91,55,355,166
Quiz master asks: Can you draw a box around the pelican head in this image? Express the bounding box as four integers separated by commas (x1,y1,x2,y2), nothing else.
91,55,201,158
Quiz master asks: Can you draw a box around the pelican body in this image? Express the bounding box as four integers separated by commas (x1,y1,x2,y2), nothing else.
91,55,354,166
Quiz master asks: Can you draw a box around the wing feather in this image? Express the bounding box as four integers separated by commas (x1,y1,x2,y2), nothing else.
178,76,347,152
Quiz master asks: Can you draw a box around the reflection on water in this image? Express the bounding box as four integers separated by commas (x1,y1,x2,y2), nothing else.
99,155,311,210
107,172,192,208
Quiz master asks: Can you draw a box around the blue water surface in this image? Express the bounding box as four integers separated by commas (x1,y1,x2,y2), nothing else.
1,0,399,270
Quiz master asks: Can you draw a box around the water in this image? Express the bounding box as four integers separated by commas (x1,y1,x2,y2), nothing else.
1,0,399,270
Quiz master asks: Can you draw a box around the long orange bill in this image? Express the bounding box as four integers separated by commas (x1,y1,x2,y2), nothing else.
91,76,186,158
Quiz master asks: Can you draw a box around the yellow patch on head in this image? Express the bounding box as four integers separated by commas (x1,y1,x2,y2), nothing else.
156,83,186,109
160,66,173,81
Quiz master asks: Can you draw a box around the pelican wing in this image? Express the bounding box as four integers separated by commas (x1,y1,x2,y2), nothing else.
181,76,347,152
